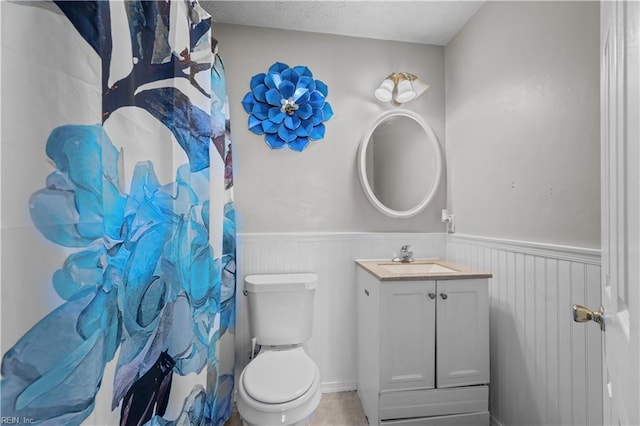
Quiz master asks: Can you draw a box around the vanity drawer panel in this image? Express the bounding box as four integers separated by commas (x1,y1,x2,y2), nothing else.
381,411,490,426
379,386,488,420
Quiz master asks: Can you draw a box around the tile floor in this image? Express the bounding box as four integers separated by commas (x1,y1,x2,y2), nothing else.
225,391,368,425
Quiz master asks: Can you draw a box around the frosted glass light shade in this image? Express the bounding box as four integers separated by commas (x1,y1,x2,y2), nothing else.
411,78,430,98
394,79,416,103
374,78,394,102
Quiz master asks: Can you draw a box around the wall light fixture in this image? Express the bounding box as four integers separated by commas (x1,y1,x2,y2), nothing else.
374,72,429,106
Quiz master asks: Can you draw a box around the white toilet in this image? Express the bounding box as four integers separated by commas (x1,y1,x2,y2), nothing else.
237,273,322,426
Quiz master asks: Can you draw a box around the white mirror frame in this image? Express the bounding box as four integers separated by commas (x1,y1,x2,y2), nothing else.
357,110,442,219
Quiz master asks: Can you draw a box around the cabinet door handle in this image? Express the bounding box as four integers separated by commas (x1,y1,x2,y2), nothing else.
440,293,448,300
428,293,436,299
364,289,370,296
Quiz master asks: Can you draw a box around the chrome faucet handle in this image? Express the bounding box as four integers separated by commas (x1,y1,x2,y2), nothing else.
393,245,414,262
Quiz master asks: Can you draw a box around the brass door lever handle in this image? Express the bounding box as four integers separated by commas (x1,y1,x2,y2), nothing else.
572,304,605,331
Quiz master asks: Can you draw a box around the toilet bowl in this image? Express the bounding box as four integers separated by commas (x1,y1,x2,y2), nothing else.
238,273,321,426
237,347,322,425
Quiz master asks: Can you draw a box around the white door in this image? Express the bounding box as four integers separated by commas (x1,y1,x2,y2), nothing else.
599,1,640,424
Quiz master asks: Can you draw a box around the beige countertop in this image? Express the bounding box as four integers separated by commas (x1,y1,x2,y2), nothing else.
355,259,492,281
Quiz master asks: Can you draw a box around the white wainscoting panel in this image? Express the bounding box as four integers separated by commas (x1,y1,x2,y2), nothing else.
235,232,447,393
447,234,602,426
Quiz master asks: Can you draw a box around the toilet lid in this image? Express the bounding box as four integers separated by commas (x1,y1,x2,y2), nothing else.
243,349,316,404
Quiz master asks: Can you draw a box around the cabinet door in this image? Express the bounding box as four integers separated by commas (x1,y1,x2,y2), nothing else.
436,279,489,388
380,281,436,391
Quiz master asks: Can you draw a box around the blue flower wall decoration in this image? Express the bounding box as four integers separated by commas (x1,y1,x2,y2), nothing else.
242,62,333,151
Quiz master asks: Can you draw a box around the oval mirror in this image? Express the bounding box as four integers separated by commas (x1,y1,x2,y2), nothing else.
357,110,442,218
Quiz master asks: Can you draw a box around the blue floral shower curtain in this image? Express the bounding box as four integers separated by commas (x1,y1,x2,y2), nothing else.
0,1,236,425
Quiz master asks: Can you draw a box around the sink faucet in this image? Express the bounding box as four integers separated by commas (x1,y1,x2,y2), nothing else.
393,245,414,263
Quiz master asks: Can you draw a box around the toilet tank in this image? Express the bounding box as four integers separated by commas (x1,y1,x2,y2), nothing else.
244,273,317,346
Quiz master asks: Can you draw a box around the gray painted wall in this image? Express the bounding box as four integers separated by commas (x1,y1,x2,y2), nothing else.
215,24,446,233
445,1,600,248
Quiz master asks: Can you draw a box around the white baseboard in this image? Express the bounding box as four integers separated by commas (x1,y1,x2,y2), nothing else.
321,380,358,393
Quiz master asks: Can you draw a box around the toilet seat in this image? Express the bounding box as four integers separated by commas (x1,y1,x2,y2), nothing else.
243,348,316,404
237,347,322,425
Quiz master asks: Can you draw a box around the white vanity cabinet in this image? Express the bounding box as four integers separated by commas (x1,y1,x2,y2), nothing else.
356,261,491,426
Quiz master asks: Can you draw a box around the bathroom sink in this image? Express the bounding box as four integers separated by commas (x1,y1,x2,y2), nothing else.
356,259,492,281
379,262,457,275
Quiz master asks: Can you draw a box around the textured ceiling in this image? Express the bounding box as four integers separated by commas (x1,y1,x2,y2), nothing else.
202,1,484,46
